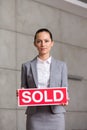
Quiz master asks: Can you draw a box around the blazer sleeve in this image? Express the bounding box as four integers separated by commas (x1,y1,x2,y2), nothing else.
21,64,27,88
61,63,69,98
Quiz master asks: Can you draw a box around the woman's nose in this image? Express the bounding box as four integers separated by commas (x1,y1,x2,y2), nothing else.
41,41,45,46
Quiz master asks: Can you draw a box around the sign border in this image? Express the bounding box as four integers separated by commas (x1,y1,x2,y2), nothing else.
18,87,68,107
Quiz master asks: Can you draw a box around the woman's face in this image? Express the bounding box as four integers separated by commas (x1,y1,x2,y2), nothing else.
34,31,54,56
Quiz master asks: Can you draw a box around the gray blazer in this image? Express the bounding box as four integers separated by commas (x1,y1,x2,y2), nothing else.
21,57,68,114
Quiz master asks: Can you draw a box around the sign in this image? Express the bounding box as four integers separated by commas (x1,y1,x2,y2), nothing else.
18,87,68,106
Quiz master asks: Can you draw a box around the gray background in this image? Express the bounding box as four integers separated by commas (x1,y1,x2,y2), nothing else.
0,0,87,130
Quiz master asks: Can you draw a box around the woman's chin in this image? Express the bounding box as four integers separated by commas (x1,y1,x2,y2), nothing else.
39,52,48,55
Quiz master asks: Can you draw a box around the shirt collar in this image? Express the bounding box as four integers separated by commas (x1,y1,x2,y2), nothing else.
37,56,51,64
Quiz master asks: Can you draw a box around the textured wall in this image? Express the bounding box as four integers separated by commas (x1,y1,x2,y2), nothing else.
0,0,87,130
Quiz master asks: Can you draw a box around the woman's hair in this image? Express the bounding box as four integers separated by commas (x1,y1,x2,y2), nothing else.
34,28,53,42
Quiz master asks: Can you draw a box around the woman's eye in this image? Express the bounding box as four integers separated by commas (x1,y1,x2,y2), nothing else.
45,40,49,43
36,40,41,43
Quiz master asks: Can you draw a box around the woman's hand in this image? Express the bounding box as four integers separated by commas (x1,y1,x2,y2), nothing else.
62,97,70,106
16,90,18,97
16,87,25,97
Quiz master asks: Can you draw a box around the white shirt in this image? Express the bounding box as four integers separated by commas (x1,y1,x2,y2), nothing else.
37,57,51,88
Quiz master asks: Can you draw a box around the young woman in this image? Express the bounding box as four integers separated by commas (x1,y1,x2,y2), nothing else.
21,28,68,130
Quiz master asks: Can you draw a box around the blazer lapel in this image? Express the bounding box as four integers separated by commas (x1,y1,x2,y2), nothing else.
30,57,38,88
49,57,57,87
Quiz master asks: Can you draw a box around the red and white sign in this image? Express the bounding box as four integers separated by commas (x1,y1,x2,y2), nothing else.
18,87,68,106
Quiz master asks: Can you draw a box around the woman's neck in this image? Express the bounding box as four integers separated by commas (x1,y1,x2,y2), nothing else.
38,54,50,61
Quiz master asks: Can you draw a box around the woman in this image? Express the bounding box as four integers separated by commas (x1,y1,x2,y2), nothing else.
21,28,68,130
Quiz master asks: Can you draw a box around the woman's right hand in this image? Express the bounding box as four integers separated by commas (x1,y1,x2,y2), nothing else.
16,90,18,97
16,87,25,97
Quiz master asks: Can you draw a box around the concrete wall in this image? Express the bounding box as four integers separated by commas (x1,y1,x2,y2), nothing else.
0,0,87,130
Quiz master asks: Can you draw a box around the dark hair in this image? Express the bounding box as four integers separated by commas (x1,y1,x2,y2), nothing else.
34,28,53,42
